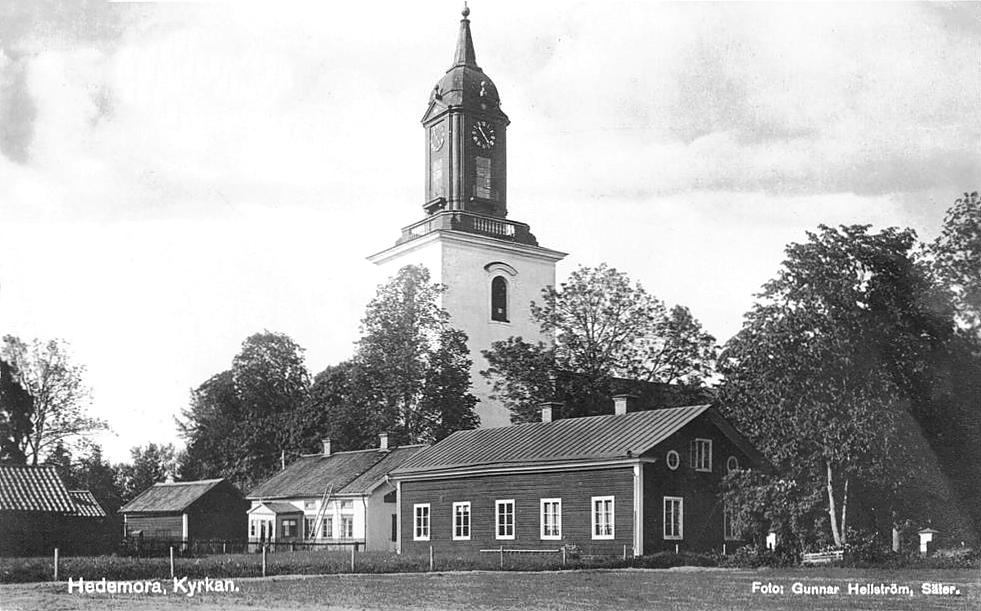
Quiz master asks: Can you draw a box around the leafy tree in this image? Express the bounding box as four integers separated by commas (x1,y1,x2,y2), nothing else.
0,359,34,463
718,225,968,547
117,443,178,502
0,336,107,465
70,442,126,513
178,332,310,489
483,264,717,423
929,191,981,336
301,266,479,449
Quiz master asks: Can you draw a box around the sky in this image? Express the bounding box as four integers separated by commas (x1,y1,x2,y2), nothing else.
1,1,979,463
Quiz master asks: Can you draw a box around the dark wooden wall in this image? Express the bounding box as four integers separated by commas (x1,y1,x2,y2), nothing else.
125,514,183,540
400,466,634,556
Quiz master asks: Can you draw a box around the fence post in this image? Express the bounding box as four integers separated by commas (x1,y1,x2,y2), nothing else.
429,545,434,571
675,543,679,554
499,545,504,569
223,541,227,554
53,548,59,581
170,546,175,579
262,545,267,577
350,545,355,572
623,545,627,561
562,547,567,565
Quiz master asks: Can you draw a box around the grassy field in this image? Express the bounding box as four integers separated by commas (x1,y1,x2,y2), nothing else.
0,567,977,611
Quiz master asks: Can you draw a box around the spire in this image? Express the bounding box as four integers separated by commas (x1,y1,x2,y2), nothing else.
453,2,479,69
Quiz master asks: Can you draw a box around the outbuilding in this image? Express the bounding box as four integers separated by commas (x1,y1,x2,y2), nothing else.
390,396,767,556
119,478,247,543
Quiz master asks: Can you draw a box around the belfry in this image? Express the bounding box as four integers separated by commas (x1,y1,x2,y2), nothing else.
369,5,566,428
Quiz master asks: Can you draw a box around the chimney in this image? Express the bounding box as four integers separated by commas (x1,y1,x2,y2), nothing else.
379,432,389,451
322,438,331,457
613,394,639,416
539,401,562,423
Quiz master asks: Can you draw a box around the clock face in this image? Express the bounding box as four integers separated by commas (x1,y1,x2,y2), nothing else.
471,119,496,149
430,124,446,152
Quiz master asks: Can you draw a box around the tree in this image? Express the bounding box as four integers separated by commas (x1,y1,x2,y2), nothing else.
929,191,981,336
301,266,479,449
483,264,717,423
0,336,107,465
0,359,34,463
117,443,178,502
69,442,126,514
718,225,967,548
178,332,310,489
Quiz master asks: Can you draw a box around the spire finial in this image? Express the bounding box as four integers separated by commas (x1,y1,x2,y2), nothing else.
462,2,470,19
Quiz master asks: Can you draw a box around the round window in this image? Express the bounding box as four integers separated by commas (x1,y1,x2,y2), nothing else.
666,450,680,470
727,456,739,474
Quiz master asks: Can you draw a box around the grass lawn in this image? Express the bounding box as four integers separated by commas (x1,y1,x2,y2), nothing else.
0,567,977,611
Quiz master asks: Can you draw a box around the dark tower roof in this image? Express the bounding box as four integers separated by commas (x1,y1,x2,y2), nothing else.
428,5,506,120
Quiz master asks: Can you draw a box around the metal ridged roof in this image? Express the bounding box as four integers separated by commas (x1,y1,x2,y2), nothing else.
248,446,426,500
393,405,711,475
119,478,227,514
69,490,107,518
0,464,76,513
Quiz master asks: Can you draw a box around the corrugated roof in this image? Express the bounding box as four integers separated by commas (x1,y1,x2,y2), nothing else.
392,405,712,474
119,478,225,514
69,490,107,518
248,446,426,500
0,464,77,513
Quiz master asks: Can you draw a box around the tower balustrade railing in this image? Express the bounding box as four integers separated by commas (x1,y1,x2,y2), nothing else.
397,211,537,246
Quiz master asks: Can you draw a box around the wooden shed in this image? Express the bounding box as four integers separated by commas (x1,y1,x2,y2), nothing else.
119,478,247,543
390,398,767,556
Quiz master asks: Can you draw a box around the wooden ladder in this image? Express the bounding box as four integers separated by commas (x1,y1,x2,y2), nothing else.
311,483,334,539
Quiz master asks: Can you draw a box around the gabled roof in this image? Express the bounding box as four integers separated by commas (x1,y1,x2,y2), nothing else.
119,478,226,514
248,445,427,500
248,501,302,515
392,405,764,476
69,490,107,518
0,464,76,513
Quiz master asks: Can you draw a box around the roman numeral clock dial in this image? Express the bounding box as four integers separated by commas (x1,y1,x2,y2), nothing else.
471,120,496,149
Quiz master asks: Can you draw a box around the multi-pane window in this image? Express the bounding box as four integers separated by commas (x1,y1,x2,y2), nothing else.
724,504,738,541
304,517,315,539
340,515,354,539
691,438,712,472
453,502,471,540
664,497,683,540
304,499,317,510
541,498,562,539
322,516,333,539
496,500,515,540
414,504,431,541
282,518,298,538
249,520,257,538
592,496,615,539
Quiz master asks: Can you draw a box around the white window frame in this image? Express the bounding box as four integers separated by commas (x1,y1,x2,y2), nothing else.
452,502,471,541
322,516,333,539
540,498,562,540
666,449,680,470
591,496,615,540
304,516,315,539
340,515,354,539
413,503,431,541
726,455,739,474
495,499,515,540
282,518,298,538
249,519,257,538
664,496,683,540
691,438,713,472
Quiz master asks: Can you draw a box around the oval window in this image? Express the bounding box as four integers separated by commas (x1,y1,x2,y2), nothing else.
727,456,739,474
666,450,680,470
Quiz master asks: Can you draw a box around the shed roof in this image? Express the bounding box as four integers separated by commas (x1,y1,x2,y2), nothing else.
0,464,77,513
119,478,226,514
248,445,426,500
69,490,107,518
392,405,763,475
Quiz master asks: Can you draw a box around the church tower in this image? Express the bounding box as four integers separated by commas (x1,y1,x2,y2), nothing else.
368,6,566,428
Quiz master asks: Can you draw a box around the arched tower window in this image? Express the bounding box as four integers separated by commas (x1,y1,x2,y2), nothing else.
491,276,509,322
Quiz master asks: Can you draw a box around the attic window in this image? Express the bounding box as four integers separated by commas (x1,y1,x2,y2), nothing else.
727,456,739,474
691,439,712,472
666,450,680,470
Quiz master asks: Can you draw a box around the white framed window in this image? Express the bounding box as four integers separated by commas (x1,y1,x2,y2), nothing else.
726,455,739,474
540,498,562,540
691,438,712,472
304,499,316,510
664,497,683,540
249,520,257,538
413,504,431,541
282,518,298,538
340,515,354,538
724,504,738,541
304,517,315,539
495,500,515,540
322,516,333,538
591,496,614,540
666,450,680,470
453,502,471,540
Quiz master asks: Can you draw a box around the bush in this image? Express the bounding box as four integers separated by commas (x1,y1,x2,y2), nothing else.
720,545,796,568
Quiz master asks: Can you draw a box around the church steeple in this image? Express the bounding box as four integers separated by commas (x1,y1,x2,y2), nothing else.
421,5,511,221
453,4,479,69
